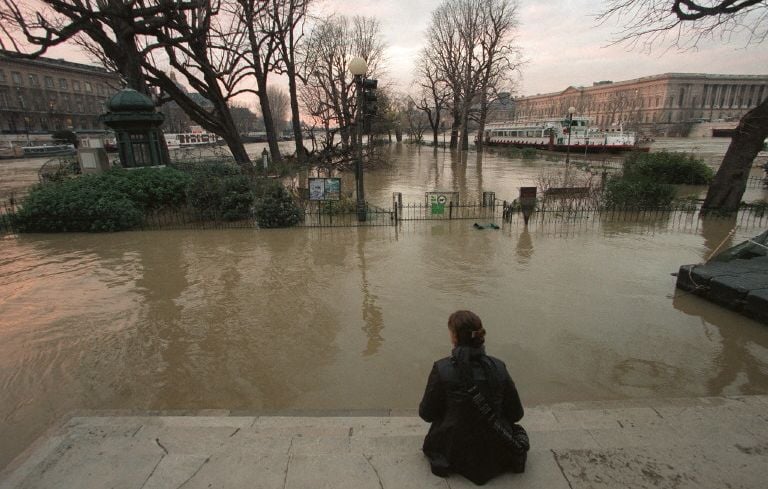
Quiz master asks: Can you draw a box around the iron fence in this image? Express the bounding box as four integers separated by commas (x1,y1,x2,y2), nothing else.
299,203,394,227
394,201,502,221
498,201,767,233
1,194,766,235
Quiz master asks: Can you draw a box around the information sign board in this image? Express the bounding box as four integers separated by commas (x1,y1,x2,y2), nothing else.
309,178,341,201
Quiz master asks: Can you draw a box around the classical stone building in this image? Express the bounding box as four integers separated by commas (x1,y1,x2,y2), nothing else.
508,73,768,137
0,50,120,135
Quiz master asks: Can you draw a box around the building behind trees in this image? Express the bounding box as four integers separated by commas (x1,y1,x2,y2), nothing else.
0,50,120,135
504,73,768,137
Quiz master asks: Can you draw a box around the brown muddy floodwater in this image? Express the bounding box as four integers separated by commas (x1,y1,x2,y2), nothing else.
1,141,768,470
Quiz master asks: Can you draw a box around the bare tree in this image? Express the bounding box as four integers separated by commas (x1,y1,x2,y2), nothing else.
0,0,255,167
424,1,466,149
423,0,522,151
473,0,523,148
267,85,290,134
144,1,254,165
404,98,430,143
228,0,285,163
599,0,768,51
599,0,768,211
413,50,451,146
299,15,385,151
268,0,312,163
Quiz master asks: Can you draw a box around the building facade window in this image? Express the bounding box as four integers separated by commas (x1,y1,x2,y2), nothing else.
0,70,5,83
73,80,81,91
12,72,22,85
85,81,92,92
44,76,54,89
29,74,39,87
59,78,68,90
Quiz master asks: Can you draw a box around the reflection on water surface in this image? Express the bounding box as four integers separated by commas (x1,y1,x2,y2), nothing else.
1,142,767,470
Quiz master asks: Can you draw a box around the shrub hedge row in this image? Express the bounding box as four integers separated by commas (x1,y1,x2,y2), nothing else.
13,164,301,232
622,151,714,185
604,151,714,207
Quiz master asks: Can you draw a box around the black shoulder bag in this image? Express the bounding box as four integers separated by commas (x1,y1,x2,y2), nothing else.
461,362,530,454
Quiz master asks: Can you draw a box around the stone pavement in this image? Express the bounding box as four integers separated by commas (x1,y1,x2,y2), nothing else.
2,396,767,489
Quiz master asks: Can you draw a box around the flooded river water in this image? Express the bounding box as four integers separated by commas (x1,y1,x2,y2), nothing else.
1,141,768,470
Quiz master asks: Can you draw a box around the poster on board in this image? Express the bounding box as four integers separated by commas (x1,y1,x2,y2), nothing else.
309,178,342,201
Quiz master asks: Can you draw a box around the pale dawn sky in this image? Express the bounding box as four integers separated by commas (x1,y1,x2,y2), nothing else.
37,0,768,98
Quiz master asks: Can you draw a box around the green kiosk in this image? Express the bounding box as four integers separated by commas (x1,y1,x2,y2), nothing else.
100,88,169,168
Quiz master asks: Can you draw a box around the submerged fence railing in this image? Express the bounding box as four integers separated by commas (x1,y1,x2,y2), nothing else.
2,196,766,235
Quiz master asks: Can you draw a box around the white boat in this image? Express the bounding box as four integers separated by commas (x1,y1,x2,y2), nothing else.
22,143,77,157
164,131,223,150
481,116,646,153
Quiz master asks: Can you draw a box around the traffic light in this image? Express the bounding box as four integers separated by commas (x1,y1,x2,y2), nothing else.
362,78,378,119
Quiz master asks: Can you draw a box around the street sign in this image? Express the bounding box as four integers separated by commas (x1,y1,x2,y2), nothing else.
426,191,458,216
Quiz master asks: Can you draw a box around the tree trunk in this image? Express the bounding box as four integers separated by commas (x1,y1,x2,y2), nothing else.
476,92,488,149
222,131,253,173
255,74,283,164
450,111,460,149
702,97,768,212
147,70,251,168
286,62,305,164
459,110,470,151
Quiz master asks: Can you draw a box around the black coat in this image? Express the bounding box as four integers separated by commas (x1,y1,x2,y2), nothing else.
419,346,524,485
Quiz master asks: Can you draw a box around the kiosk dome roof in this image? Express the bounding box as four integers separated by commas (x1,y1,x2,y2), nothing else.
107,89,155,112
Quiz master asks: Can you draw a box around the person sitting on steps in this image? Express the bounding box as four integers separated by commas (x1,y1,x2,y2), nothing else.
419,310,528,485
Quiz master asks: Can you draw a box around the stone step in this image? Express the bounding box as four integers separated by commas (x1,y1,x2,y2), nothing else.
2,396,767,489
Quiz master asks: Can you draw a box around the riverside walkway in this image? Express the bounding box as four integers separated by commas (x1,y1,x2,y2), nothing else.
1,395,766,489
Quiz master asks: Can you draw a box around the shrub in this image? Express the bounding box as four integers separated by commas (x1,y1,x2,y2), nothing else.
169,159,243,178
254,181,302,228
103,167,191,210
13,178,143,232
603,176,676,208
12,167,191,232
187,173,254,221
319,197,356,215
622,151,714,185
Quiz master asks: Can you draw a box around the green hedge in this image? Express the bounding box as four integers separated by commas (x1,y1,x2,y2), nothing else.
13,163,304,232
187,173,254,221
254,180,302,228
13,179,144,232
13,167,191,232
603,176,676,208
623,151,714,185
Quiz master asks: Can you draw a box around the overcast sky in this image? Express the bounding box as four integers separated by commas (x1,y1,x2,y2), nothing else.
41,0,768,98
322,0,768,96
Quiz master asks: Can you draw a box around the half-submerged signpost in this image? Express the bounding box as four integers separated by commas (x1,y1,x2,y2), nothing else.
520,187,537,225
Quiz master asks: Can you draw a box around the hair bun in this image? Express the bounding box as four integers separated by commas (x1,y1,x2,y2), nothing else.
471,328,486,339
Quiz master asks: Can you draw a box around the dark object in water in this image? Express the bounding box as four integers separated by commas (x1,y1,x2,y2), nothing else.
473,223,500,230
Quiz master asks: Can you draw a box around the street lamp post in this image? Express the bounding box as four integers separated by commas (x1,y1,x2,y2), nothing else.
565,106,576,166
349,56,367,222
